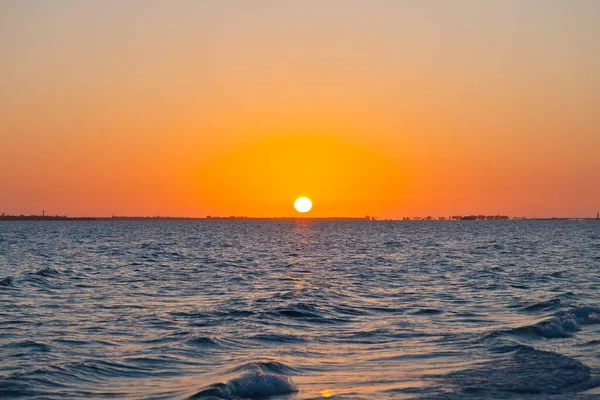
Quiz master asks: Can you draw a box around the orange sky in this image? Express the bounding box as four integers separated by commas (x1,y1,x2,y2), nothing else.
1,1,599,218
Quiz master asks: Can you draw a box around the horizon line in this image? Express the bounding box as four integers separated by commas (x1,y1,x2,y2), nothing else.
1,213,598,221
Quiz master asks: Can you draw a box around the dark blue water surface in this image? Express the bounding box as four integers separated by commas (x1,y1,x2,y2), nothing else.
1,220,599,399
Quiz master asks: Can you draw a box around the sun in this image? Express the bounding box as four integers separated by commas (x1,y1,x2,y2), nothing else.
294,197,312,213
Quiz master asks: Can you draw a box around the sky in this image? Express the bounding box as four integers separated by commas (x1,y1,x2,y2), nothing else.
1,0,599,218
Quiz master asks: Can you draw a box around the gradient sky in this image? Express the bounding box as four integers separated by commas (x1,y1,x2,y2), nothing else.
1,1,599,218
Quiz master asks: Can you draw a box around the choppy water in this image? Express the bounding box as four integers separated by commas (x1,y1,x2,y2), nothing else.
1,220,599,399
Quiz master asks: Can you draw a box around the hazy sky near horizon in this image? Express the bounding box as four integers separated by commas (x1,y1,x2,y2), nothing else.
1,1,599,217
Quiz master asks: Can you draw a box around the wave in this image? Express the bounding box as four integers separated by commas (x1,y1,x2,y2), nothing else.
365,306,405,314
187,337,219,346
486,305,600,340
0,358,156,398
248,333,307,344
515,293,578,312
272,304,321,320
3,340,51,352
230,360,300,376
520,298,568,312
411,308,444,315
34,267,60,277
268,302,353,324
578,339,600,347
0,380,40,398
184,335,247,351
171,309,256,328
189,372,297,399
444,345,596,396
383,240,406,247
331,304,369,316
189,361,298,399
0,277,14,287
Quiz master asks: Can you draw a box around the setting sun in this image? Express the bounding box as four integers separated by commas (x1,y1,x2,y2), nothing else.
294,197,312,213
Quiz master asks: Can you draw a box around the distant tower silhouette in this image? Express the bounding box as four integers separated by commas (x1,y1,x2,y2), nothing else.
42,210,44,217
597,212,599,220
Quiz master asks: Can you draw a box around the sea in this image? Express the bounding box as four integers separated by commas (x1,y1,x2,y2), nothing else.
0,220,599,399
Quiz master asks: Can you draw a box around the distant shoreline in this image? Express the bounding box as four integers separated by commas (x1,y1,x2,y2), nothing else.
0,215,597,221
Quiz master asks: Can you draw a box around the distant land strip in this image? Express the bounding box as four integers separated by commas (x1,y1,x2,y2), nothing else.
0,214,598,221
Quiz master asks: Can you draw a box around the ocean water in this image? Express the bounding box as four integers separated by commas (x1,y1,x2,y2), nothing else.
1,220,599,399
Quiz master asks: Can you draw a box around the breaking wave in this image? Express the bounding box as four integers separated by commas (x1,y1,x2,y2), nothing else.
189,361,298,399
486,305,600,340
